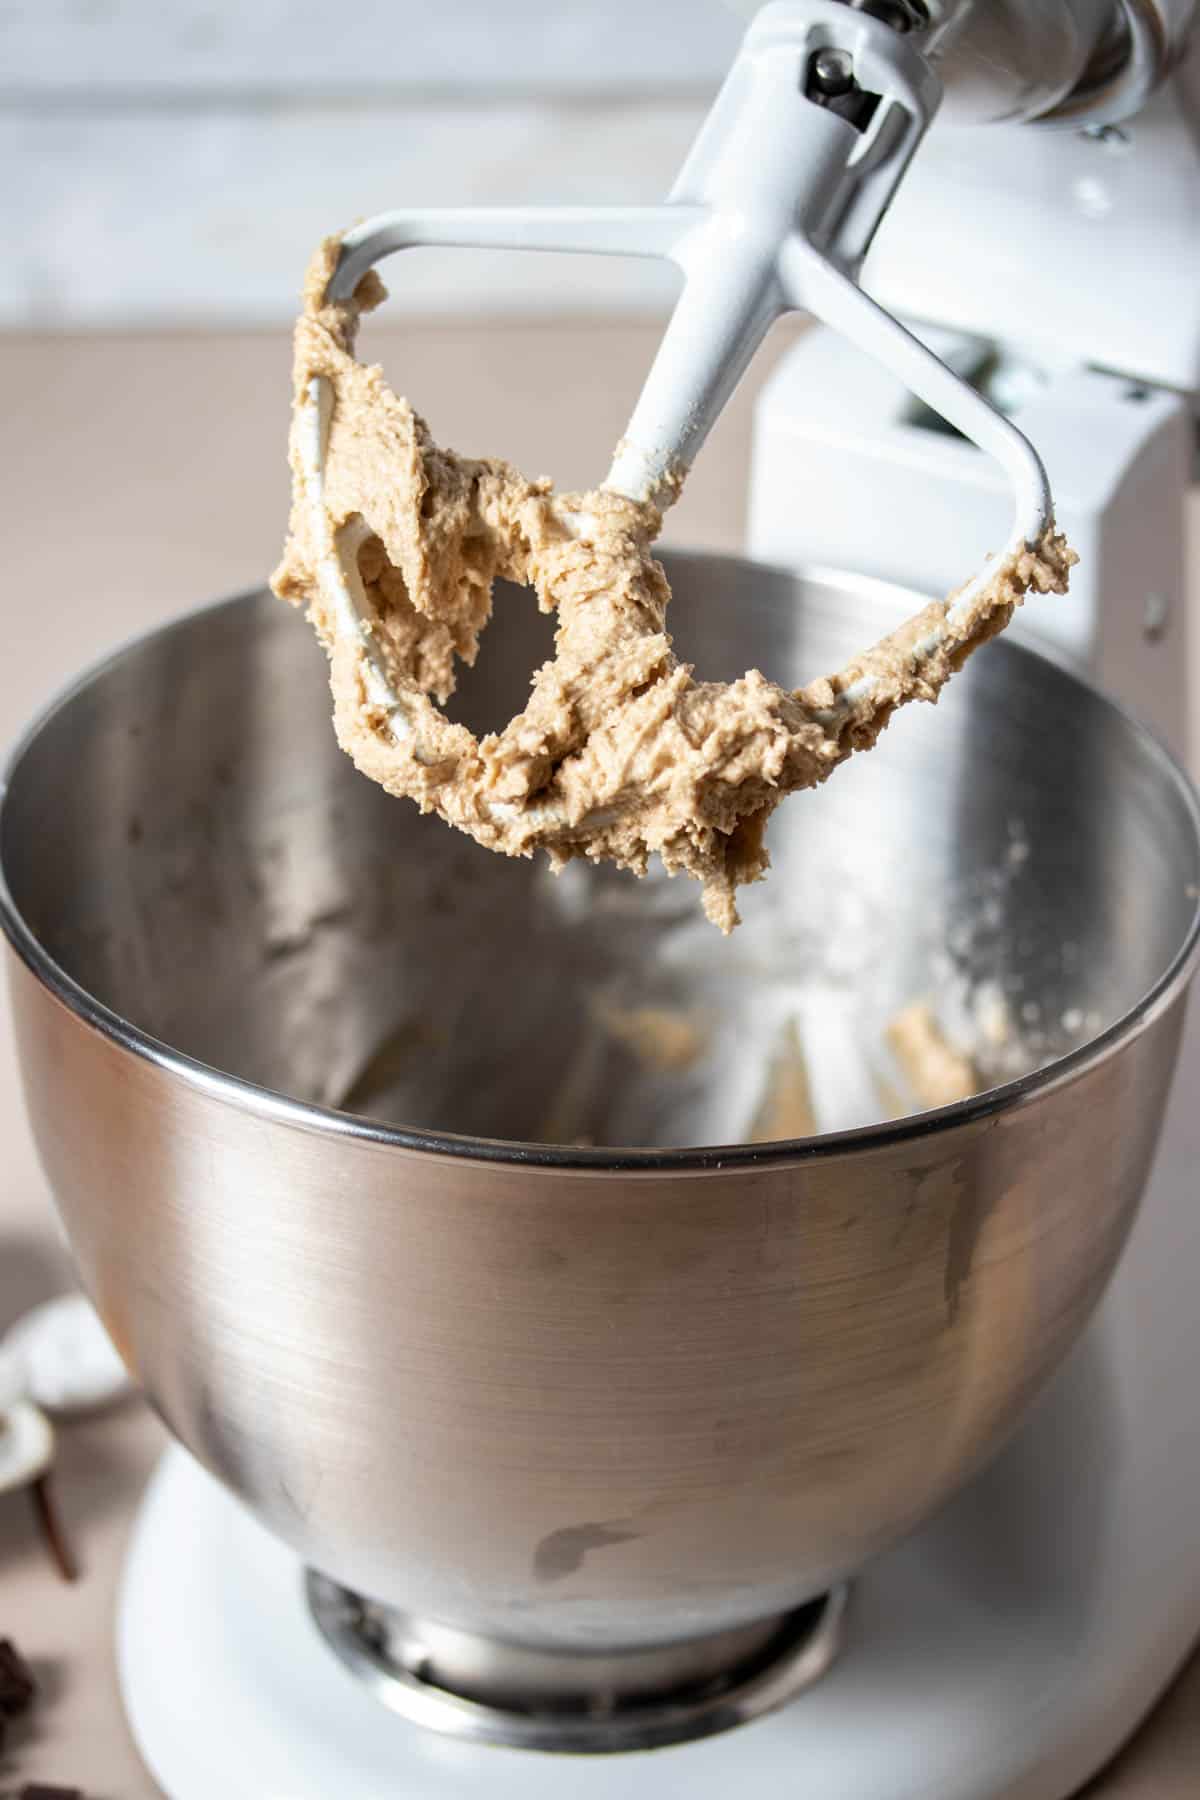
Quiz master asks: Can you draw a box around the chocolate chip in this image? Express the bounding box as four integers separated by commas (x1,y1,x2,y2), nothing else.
0,1639,37,1716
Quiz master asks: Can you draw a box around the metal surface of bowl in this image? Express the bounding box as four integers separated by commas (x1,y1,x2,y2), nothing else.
2,553,1198,1658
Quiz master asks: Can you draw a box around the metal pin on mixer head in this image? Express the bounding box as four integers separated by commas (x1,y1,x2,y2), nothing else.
304,0,1055,768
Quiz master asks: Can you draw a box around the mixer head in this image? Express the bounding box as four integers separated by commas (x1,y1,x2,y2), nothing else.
321,1,1054,530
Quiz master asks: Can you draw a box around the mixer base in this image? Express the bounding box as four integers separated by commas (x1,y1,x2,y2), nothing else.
305,1571,845,1753
118,1400,1195,1800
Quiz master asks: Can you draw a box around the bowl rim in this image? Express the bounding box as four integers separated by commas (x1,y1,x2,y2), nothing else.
3,563,1200,1174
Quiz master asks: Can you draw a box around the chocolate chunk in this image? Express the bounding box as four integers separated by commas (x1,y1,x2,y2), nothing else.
19,1785,83,1799
0,1638,37,1715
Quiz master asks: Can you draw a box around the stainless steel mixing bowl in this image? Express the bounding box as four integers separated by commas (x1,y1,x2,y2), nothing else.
2,555,1198,1674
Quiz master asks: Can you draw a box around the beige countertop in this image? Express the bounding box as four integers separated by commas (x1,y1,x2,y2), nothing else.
0,322,1198,1797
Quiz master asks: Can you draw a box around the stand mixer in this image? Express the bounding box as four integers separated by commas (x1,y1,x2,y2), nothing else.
3,4,1200,1798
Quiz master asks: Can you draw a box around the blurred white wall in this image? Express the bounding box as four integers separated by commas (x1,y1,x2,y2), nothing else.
1,1,747,327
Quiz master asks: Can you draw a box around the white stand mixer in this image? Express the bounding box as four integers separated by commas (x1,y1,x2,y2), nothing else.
116,3,1200,1795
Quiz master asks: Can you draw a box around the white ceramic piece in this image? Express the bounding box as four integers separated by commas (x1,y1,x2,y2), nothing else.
0,1401,54,1496
2,1293,134,1417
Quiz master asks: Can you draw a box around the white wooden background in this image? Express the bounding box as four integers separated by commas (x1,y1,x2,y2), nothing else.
1,1,752,327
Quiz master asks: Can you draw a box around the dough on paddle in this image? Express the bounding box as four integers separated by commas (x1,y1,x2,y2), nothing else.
273,237,1076,931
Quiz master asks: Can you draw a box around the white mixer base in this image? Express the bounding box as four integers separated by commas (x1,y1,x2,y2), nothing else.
117,1419,1190,1800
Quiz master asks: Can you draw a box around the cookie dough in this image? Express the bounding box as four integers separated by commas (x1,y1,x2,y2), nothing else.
597,1002,708,1073
748,1018,818,1141
274,237,1076,931
886,1000,979,1111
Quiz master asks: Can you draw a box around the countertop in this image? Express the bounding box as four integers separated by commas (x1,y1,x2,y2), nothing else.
0,322,1198,1797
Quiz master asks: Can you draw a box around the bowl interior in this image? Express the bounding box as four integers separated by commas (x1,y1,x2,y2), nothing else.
4,554,1198,1150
